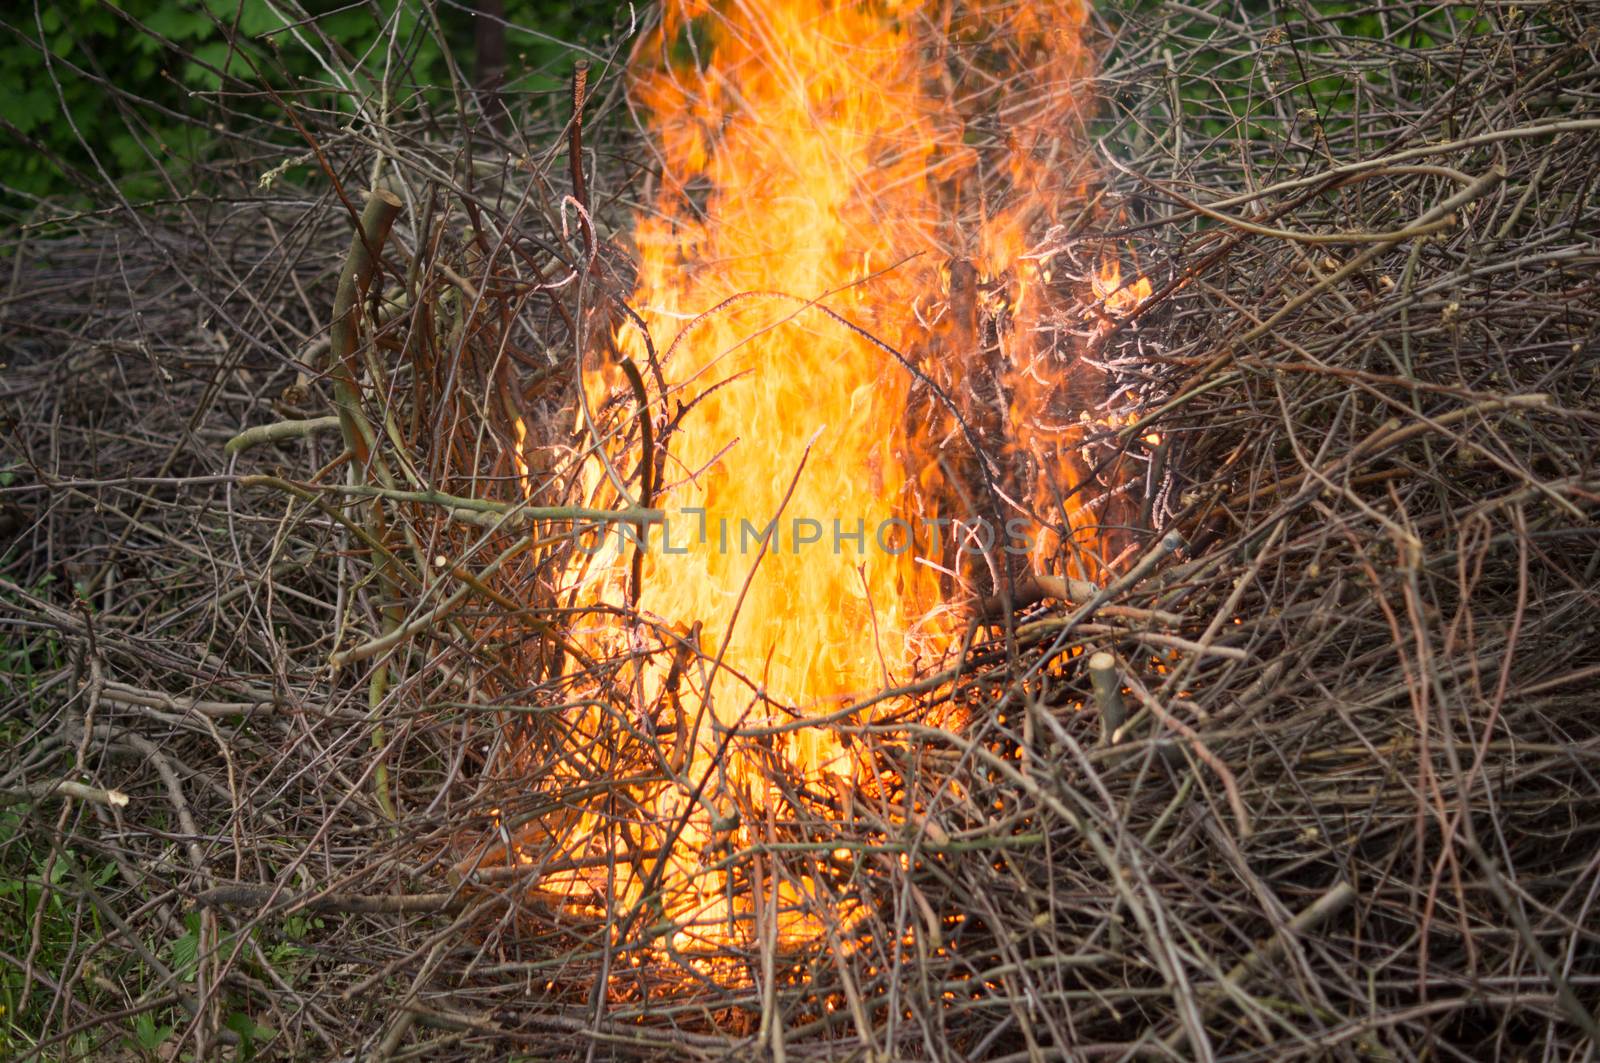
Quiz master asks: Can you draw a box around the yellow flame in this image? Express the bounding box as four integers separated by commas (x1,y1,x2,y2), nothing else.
1092,258,1153,317
520,0,1144,965
512,416,531,499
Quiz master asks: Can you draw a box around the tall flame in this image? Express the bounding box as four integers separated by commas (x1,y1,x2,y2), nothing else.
515,0,1144,966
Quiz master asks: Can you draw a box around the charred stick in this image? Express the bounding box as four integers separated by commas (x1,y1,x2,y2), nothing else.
569,60,589,219
974,573,1098,620
566,51,654,602
973,532,1185,651
618,354,654,606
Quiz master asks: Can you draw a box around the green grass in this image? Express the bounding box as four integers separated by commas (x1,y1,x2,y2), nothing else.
0,802,302,1060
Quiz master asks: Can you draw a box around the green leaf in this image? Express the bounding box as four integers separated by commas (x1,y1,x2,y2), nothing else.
168,915,200,980
108,132,147,171
131,1010,174,1052
184,40,236,89
240,1,285,37
142,5,211,42
198,0,282,36
46,850,75,885
318,8,382,55
4,88,58,136
223,1011,274,1057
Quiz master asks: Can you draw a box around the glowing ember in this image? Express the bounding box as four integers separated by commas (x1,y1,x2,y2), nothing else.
500,0,1148,970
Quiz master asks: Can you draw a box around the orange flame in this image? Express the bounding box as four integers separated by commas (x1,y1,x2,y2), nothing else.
513,0,1147,970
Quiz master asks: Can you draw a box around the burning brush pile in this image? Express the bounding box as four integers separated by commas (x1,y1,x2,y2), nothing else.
3,0,1600,1058
481,0,1163,966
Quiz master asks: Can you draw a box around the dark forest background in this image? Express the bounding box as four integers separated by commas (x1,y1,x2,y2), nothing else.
0,0,620,211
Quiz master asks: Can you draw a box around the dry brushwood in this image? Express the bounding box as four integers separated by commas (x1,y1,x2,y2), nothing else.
2,2,1599,1061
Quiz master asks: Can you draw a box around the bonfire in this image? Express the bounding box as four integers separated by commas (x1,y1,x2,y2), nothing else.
2,0,1598,1059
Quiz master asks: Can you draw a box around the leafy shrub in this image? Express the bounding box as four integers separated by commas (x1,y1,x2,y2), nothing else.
0,0,616,211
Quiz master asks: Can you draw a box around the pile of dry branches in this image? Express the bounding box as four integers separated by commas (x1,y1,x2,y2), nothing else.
2,2,1598,1059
